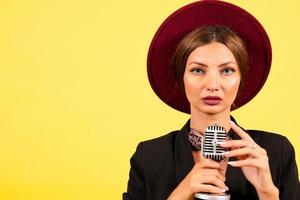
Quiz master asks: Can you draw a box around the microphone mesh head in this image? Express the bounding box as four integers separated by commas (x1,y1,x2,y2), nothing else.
202,124,227,162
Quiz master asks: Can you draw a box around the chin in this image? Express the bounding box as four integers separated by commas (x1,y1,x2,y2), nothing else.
193,104,230,115
203,109,223,115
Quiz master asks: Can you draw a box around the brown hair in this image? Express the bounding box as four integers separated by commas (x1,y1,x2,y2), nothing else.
172,25,249,97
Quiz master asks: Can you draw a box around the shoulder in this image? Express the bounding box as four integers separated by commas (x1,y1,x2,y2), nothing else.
246,129,295,160
132,131,179,172
136,130,179,155
246,129,292,147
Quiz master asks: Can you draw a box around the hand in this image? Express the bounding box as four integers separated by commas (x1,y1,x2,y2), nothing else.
167,156,228,200
220,121,279,198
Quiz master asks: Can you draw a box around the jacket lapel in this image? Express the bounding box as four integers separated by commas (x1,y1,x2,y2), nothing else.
174,120,195,185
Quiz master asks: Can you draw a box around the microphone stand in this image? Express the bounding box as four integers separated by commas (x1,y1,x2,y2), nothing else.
194,192,230,200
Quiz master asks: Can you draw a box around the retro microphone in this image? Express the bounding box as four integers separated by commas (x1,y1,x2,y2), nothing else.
194,124,230,200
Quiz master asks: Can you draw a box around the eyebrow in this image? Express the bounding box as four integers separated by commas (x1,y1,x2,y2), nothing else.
189,61,237,67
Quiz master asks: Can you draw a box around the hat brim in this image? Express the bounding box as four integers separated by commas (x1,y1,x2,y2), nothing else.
147,0,272,114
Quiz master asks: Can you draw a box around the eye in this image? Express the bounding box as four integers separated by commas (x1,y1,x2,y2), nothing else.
221,68,235,75
191,68,205,75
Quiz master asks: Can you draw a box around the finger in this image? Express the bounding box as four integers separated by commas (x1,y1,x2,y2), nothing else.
199,157,223,170
200,176,227,190
228,158,268,169
224,146,262,159
230,121,253,142
220,139,251,149
197,184,227,194
219,157,228,176
221,140,266,155
197,169,226,182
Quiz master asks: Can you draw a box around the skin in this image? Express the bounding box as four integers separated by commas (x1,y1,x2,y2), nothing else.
167,42,279,200
183,42,240,133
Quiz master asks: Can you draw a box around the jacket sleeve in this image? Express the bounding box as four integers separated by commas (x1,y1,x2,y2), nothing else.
123,142,146,200
279,136,300,200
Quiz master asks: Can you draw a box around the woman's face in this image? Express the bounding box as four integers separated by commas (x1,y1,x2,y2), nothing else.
183,42,241,115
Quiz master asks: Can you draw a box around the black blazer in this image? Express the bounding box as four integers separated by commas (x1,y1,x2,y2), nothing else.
123,119,300,200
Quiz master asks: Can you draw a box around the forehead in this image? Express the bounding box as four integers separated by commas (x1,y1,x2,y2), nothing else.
187,42,237,64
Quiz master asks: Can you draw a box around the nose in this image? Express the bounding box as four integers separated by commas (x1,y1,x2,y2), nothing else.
205,74,220,92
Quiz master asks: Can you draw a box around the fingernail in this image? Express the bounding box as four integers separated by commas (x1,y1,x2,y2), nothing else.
222,151,230,155
230,120,235,124
225,186,229,191
220,189,226,193
217,141,225,145
228,161,235,165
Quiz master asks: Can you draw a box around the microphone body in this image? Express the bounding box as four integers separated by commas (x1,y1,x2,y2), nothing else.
202,124,227,161
194,124,230,200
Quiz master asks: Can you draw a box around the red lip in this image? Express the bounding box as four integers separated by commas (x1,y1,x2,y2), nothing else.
203,96,222,100
202,96,222,106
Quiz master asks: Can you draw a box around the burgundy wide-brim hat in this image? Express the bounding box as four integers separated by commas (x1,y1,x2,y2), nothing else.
147,0,272,114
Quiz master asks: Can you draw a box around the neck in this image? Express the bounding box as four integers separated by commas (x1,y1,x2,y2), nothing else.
190,108,231,134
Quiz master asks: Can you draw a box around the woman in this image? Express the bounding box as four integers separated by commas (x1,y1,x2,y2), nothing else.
123,1,299,200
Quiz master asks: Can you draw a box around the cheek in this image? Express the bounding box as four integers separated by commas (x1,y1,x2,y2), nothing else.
183,74,201,95
225,77,241,95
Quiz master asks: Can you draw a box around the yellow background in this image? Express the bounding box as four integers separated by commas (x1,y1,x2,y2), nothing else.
0,0,299,199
